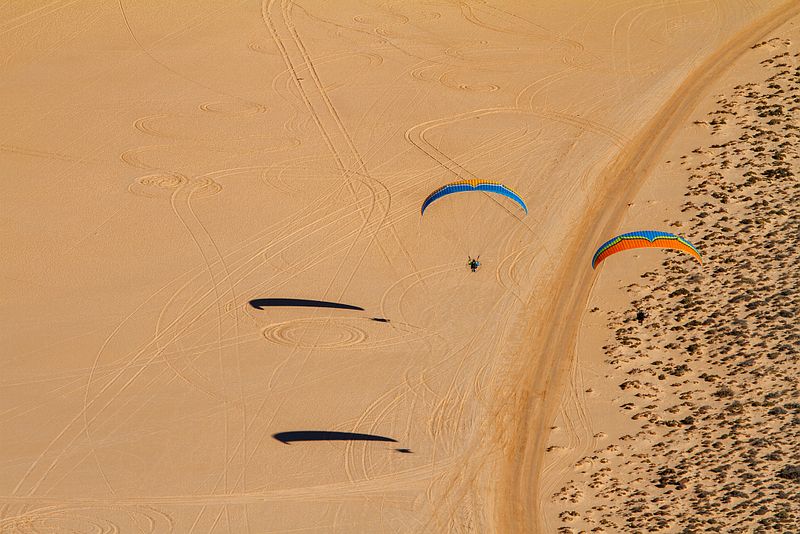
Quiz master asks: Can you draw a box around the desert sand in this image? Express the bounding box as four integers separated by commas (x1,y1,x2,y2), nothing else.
541,28,800,533
1,2,798,533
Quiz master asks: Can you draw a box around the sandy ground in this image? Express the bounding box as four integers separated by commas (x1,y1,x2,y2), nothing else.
541,25,800,533
1,1,796,532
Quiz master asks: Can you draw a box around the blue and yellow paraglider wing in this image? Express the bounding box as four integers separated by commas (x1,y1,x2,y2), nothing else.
421,180,527,215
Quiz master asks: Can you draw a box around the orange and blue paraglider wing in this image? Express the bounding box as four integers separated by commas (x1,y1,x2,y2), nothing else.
591,230,702,269
421,180,527,215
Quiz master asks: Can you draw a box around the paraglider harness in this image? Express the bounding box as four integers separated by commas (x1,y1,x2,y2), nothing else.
467,256,481,272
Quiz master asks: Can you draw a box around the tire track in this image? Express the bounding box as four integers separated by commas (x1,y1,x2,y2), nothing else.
117,0,265,111
0,0,84,37
10,168,369,499
266,0,434,293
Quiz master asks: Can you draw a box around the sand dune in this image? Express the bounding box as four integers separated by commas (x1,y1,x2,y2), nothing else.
1,1,795,532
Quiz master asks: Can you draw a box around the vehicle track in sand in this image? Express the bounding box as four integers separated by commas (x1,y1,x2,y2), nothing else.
255,11,543,505
494,2,800,532
265,0,439,299
8,159,383,507
0,0,85,38
117,0,262,110
7,21,464,518
0,503,175,534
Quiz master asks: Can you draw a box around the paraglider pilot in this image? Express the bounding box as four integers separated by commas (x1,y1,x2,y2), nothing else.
468,256,481,272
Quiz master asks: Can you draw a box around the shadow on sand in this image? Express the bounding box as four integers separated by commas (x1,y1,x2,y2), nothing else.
273,431,397,444
249,298,364,311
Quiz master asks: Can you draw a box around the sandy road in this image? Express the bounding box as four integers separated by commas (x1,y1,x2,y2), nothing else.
493,1,800,532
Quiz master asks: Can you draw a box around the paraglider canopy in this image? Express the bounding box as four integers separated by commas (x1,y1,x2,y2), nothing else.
592,230,702,269
421,179,527,215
